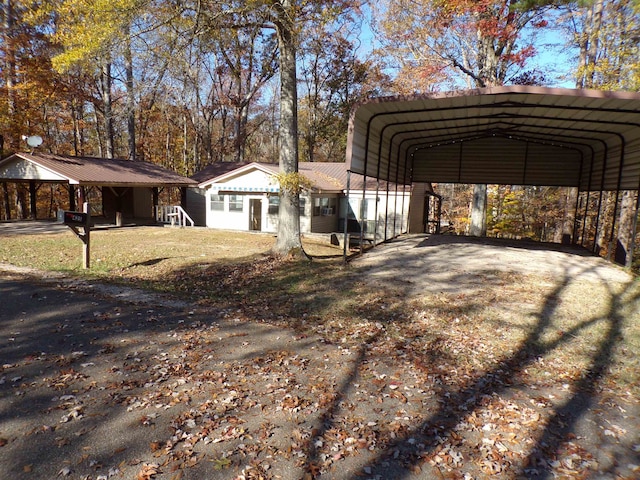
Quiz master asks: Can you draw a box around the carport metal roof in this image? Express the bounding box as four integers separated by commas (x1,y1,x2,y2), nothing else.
346,86,640,191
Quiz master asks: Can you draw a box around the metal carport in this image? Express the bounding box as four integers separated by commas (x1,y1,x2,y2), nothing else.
346,86,640,267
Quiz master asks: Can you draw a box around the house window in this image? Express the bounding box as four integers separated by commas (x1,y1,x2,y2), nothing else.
210,194,224,211
229,195,243,212
314,197,336,216
268,195,305,215
268,195,279,214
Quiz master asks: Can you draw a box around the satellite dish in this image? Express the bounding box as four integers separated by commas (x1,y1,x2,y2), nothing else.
26,135,43,148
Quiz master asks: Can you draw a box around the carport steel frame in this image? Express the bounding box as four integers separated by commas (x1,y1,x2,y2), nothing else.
346,87,640,268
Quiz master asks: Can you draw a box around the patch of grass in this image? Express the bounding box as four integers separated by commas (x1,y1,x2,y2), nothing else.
0,227,342,277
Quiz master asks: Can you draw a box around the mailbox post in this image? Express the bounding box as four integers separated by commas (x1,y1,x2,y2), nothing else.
60,203,91,269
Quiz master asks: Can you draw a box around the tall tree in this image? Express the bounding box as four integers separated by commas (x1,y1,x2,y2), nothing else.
198,1,362,256
561,0,640,90
216,26,277,162
560,0,640,265
376,0,559,90
2,1,65,217
1,0,18,153
269,0,304,255
299,24,389,163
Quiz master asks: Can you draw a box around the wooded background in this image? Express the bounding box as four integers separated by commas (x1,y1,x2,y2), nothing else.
1,1,638,255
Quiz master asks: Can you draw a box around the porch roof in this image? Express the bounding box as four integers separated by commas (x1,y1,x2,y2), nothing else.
0,153,197,188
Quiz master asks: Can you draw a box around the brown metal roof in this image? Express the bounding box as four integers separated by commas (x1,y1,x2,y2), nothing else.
346,86,640,191
0,153,197,187
193,161,403,193
190,162,252,183
299,162,348,192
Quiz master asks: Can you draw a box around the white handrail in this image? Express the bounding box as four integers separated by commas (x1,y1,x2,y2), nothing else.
156,205,194,227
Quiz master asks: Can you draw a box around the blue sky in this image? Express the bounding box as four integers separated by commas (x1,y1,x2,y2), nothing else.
353,6,578,89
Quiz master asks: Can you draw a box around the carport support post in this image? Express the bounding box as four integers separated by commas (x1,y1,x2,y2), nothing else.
627,190,640,269
373,179,380,246
360,175,367,255
343,171,351,262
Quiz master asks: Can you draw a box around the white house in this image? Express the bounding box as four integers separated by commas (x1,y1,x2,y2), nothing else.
187,161,429,242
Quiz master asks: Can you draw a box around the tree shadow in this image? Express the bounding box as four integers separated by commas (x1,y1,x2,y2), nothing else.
341,264,638,479
414,233,597,257
1,243,637,479
125,257,171,268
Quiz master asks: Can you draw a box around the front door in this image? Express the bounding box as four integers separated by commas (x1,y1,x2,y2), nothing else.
250,199,262,231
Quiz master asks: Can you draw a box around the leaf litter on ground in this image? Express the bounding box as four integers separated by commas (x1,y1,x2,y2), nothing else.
0,228,638,479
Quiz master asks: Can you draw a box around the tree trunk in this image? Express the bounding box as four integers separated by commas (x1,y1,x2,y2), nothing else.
273,1,306,258
125,33,136,160
469,183,487,237
553,187,578,244
3,0,18,152
235,101,249,163
615,190,636,266
183,111,188,173
101,63,115,158
575,0,604,88
595,190,614,255
585,0,604,88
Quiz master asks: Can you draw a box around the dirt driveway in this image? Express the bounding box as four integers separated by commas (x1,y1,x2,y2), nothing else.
1,232,638,480
353,234,633,294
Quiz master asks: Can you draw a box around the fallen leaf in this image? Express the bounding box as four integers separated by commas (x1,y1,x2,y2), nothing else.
137,463,160,480
213,458,232,470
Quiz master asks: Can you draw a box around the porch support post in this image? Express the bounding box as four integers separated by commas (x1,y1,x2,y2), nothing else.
29,180,37,219
152,187,159,220
180,187,187,209
69,184,76,211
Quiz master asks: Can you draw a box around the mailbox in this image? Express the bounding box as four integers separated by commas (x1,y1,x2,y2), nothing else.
63,210,88,226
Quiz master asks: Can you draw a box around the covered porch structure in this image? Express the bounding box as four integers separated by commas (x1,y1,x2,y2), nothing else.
346,86,640,268
0,153,197,226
